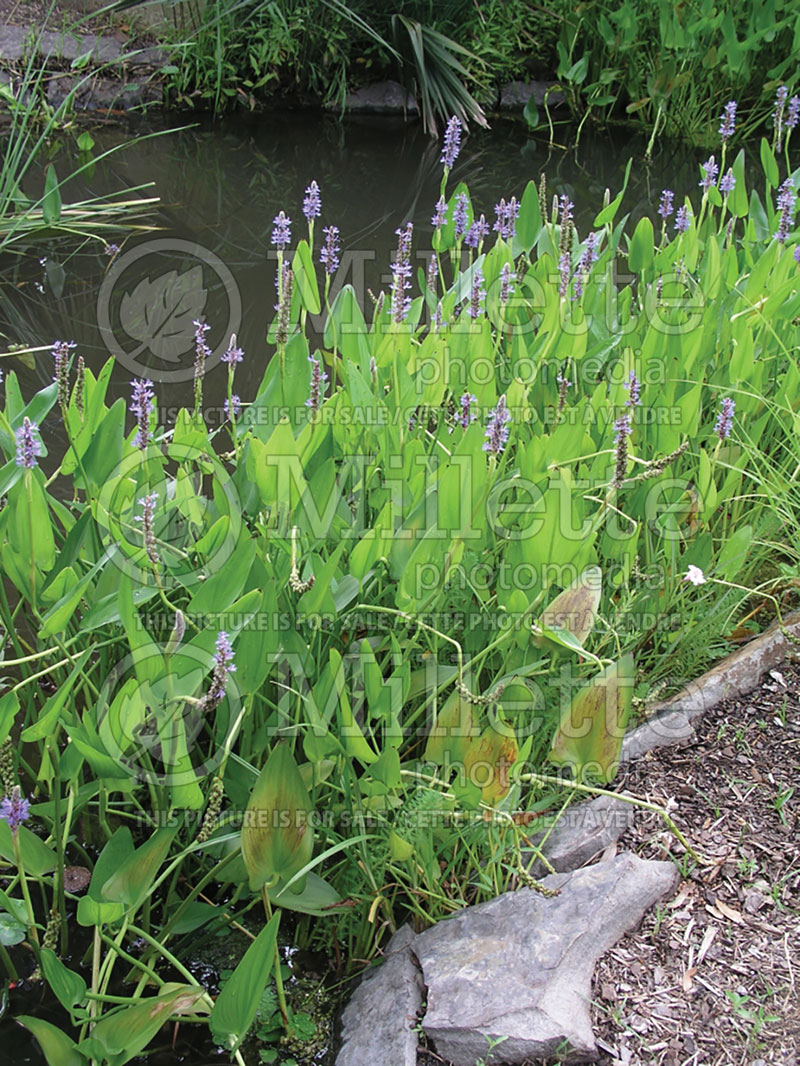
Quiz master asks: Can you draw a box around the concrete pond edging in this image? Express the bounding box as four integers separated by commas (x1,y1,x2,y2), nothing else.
334,611,800,1065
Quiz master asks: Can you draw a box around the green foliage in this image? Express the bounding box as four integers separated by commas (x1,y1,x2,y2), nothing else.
530,0,799,146
0,23,160,250
1,126,800,1062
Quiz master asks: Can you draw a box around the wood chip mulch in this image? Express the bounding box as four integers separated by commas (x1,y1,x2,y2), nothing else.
590,659,799,1066
419,658,800,1066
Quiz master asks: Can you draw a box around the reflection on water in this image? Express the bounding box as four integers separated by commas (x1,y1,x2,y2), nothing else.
1,112,714,455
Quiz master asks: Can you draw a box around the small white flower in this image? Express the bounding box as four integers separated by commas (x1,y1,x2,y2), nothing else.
683,565,707,586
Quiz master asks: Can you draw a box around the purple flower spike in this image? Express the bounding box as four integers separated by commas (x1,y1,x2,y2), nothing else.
613,413,632,443
467,266,486,318
715,397,735,440
464,214,489,249
625,370,641,407
431,196,447,229
459,391,478,429
320,225,340,275
483,394,511,455
719,100,737,142
390,222,414,323
271,210,291,249
224,395,241,420
559,194,574,228
130,378,155,449
0,787,30,834
221,333,244,365
453,193,469,240
52,339,76,411
305,354,328,411
558,251,571,298
775,179,797,243
493,197,520,240
794,246,800,263
499,262,515,305
135,492,160,566
658,189,674,219
303,181,321,221
440,115,462,170
719,169,736,195
774,85,789,149
572,232,599,299
787,96,800,131
15,416,43,469
202,631,236,713
774,85,789,119
675,206,691,233
699,156,719,191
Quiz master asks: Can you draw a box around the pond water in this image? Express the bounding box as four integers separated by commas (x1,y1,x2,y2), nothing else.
0,110,724,1065
1,111,715,460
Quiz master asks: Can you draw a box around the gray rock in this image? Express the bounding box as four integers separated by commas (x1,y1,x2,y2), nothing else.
498,79,564,109
525,794,634,876
340,80,418,114
46,74,162,110
0,25,167,67
622,609,800,763
416,853,679,1065
336,924,423,1066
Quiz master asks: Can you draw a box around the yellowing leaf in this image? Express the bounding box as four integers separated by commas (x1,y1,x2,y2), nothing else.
549,654,634,783
242,743,315,891
463,727,519,804
424,691,479,766
534,565,602,651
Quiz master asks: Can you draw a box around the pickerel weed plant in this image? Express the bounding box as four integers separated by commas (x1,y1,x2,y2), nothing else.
0,109,799,1064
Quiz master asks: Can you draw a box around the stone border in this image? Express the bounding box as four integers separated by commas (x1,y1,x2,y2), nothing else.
523,610,800,874
621,608,800,762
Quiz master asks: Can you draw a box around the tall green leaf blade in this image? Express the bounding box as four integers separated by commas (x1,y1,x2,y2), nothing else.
101,827,177,909
16,1016,85,1066
209,912,280,1052
40,948,88,1012
41,165,62,224
81,985,205,1065
241,743,315,891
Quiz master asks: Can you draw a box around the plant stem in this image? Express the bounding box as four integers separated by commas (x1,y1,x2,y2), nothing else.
260,886,289,1032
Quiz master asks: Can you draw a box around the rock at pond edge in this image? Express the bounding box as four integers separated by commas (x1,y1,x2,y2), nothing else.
416,852,679,1065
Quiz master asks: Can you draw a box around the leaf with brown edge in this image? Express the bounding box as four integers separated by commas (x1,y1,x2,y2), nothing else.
241,742,315,892
463,727,519,804
424,690,479,766
549,653,634,783
534,565,602,652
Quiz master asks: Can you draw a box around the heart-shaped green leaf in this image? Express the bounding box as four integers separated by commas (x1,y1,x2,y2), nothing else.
242,743,315,892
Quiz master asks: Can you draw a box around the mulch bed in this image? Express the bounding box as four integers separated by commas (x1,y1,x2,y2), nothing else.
419,658,800,1066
